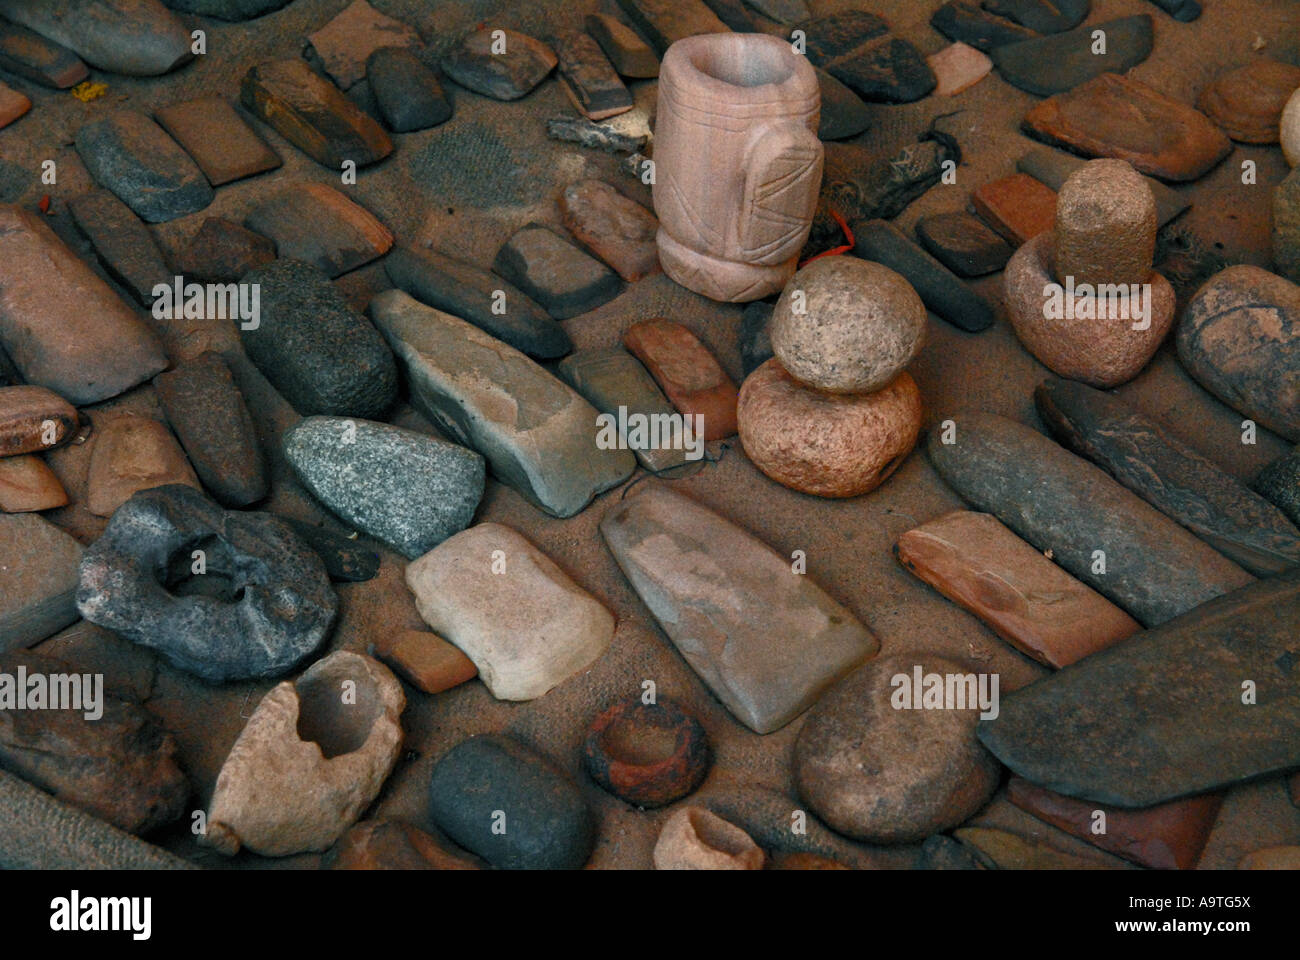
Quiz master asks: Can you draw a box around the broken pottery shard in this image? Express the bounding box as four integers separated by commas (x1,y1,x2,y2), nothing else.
915,212,1013,277
0,514,83,651
1199,59,1300,144
203,651,403,857
406,523,614,701
241,258,398,419
978,569,1300,807
240,59,393,169
930,2,1038,53
283,416,484,560
1254,446,1300,527
493,222,624,320
0,649,188,835
560,179,660,282
154,95,282,186
1177,265,1300,442
382,246,571,360
245,182,392,278
0,456,68,513
370,290,634,518
1036,377,1300,576
74,110,213,223
927,412,1253,626
176,217,276,283
1007,778,1221,870
0,385,77,457
373,629,478,695
0,19,88,88
0,0,191,76
993,15,1153,97
441,28,556,101
624,320,737,440
895,511,1140,668
1023,73,1233,182
154,352,267,508
1017,145,1189,227
556,31,633,121
584,13,659,78
67,188,171,306
0,205,167,404
77,484,336,683
305,0,420,90
366,46,451,133
599,483,878,734
613,0,730,56
86,414,201,517
0,79,29,130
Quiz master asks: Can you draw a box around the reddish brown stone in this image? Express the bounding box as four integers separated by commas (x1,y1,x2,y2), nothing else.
244,183,393,278
971,173,1056,247
85,415,201,518
306,0,421,90
0,456,68,513
0,386,78,457
176,217,277,283
1008,777,1222,870
331,819,482,870
583,697,711,808
373,628,478,695
1198,59,1300,144
556,31,634,121
895,511,1141,668
0,80,30,130
154,96,282,186
560,179,660,282
0,19,88,89
624,320,737,440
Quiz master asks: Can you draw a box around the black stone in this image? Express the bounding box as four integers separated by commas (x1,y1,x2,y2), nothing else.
823,35,936,104
1036,377,1300,577
1145,0,1201,22
983,0,1090,33
926,411,1254,626
1254,446,1300,528
383,245,572,360
851,219,995,332
978,568,1300,807
428,734,595,870
76,484,337,684
239,258,398,419
279,517,381,583
68,188,171,306
740,300,775,376
992,15,1154,97
930,2,1038,53
701,0,758,31
492,223,623,321
162,0,291,18
815,68,871,142
366,46,451,133
614,0,730,55
797,11,889,63
916,212,1013,277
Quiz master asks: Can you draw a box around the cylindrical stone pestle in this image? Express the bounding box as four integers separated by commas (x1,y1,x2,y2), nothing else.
1053,159,1157,287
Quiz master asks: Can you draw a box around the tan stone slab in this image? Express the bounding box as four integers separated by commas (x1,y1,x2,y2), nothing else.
85,415,201,518
154,96,281,186
0,455,68,512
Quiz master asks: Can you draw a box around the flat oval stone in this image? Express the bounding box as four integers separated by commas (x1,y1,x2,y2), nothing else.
1198,59,1300,144
244,182,392,278
560,179,660,283
624,319,738,440
0,385,77,457
441,28,556,101
85,414,202,518
428,734,595,870
74,110,213,223
284,416,484,560
77,484,337,683
583,697,711,808
366,46,451,133
0,0,191,76
0,514,83,651
992,14,1152,97
493,222,624,320
794,654,1001,844
153,95,282,186
0,18,88,88
241,259,398,419
653,806,764,869
927,412,1254,626
1177,265,1300,442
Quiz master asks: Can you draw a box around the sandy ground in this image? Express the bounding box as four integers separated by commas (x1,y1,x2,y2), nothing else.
2,0,1299,870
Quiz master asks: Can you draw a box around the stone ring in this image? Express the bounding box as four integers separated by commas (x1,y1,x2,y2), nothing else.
583,697,711,808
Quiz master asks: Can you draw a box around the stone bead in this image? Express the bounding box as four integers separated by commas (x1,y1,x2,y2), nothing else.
652,807,765,870
1054,159,1157,287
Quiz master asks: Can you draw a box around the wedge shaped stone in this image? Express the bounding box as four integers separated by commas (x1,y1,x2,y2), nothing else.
559,179,659,282
305,0,420,90
556,31,633,121
492,222,623,320
0,0,190,76
244,182,392,278
68,188,171,306
993,15,1152,97
441,28,556,101
585,12,659,78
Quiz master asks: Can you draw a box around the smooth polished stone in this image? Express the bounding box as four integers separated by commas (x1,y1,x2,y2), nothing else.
0,0,191,76
992,15,1153,97
0,385,77,458
373,628,478,695
971,173,1056,247
559,179,659,282
0,456,68,513
244,182,392,278
624,320,738,441
492,222,623,320
0,19,88,88
1199,59,1300,144
154,95,281,186
441,28,556,101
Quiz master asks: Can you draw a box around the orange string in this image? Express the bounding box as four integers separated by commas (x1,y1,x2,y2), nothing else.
799,209,854,268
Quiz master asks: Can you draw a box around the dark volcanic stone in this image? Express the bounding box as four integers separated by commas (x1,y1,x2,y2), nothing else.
614,0,730,55
283,416,485,560
154,352,267,508
428,734,595,870
1146,0,1201,21
740,300,775,376
366,46,452,133
930,2,1038,53
927,411,1253,626
983,0,1089,32
383,246,572,360
556,31,633,121
68,188,171,306
583,697,711,808
163,0,291,18
441,28,556,101
815,68,871,141
798,10,888,61
584,13,659,78
492,223,624,320
916,212,1013,277
279,517,380,583
239,259,398,419
1254,446,1300,527
74,110,213,224
76,484,337,683
978,569,1300,807
1035,377,1300,577
851,219,995,332
176,217,276,283
0,19,88,88
993,15,1153,97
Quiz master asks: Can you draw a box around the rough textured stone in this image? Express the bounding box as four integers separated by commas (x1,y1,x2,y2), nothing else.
373,628,477,695
1023,73,1233,182
930,2,1038,53
585,13,658,78
992,15,1153,97
927,412,1254,626
1198,59,1300,144
978,569,1300,807
0,514,83,651
279,516,380,583
74,110,213,223
175,217,276,283
584,697,710,808
428,734,595,870
0,19,88,88
154,352,267,508
799,12,934,103
406,522,614,701
0,386,77,458
0,0,191,76
77,484,337,683
770,257,926,393
284,416,484,560
0,455,68,513
928,41,992,97
624,320,738,440
203,651,403,856
739,361,922,498
560,179,659,282
68,188,171,306
383,245,570,360
1017,145,1190,228
794,654,1001,844
245,183,392,278
1254,445,1300,527
1283,88,1300,167
85,414,201,517
600,483,878,734
915,212,1013,278
1177,265,1300,442
613,0,730,56
154,95,282,186
556,31,633,121
1055,159,1157,287
1036,377,1300,576
971,173,1056,247
441,28,556,101
371,290,633,518
366,46,451,133
493,222,623,320
654,807,764,869
896,510,1140,668
305,0,420,90
240,58,393,169
329,819,482,870
1275,168,1300,284
241,259,398,419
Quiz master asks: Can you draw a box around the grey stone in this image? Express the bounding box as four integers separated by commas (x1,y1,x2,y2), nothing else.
744,0,809,24
740,300,775,376
68,188,171,306
983,0,1090,32
0,0,191,76
613,0,730,55
366,46,451,132
0,18,88,88
162,0,291,19
0,514,84,652
1254,446,1300,527
493,223,624,320
278,517,380,583
992,15,1153,97
930,2,1038,53
815,68,871,141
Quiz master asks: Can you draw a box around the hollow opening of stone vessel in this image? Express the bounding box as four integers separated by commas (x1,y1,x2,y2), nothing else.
688,809,751,856
295,664,382,759
164,534,245,602
600,716,678,766
687,42,794,88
